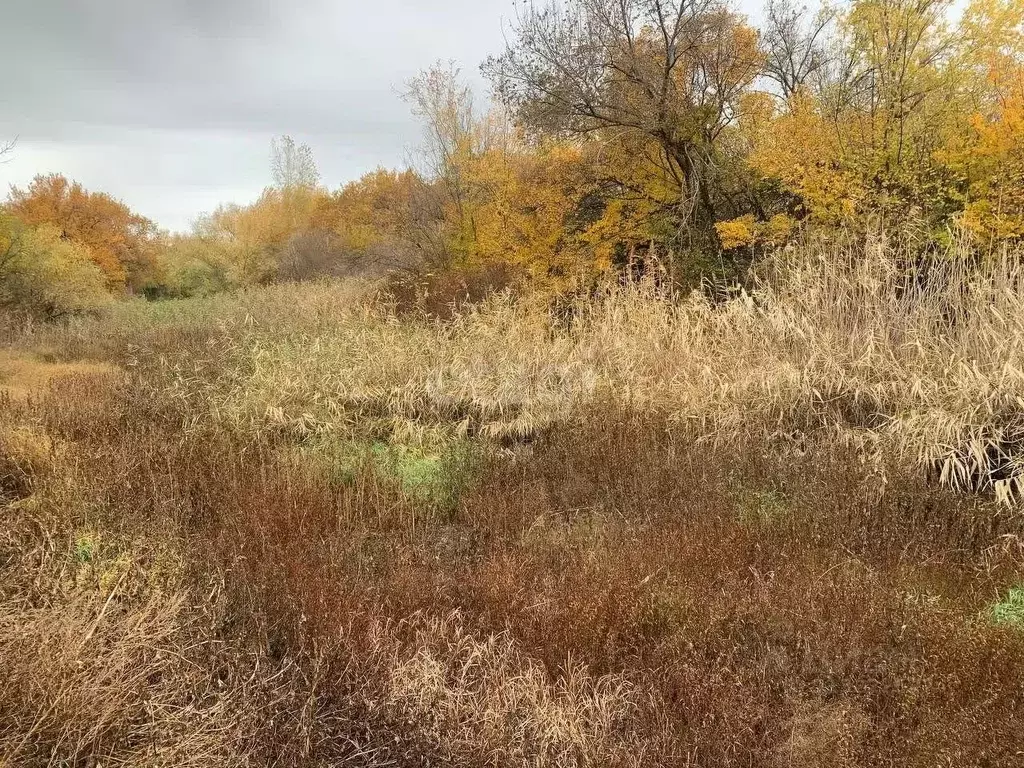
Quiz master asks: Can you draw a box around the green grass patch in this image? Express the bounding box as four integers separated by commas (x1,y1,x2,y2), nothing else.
733,487,789,526
990,587,1024,629
296,434,481,513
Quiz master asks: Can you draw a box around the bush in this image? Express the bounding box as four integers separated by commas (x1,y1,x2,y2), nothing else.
383,261,523,319
154,234,234,298
0,219,111,319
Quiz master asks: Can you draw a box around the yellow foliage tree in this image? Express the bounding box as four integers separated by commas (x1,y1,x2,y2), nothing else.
941,66,1024,242
748,95,863,224
748,0,1024,236
464,139,609,284
0,217,110,317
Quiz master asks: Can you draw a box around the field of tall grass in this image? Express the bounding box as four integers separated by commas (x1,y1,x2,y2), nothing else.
3,235,1024,765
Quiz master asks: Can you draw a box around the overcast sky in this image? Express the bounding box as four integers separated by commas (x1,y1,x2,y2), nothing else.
1,0,760,233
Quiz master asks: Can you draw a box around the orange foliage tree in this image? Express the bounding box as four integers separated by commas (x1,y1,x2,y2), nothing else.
313,168,444,271
7,174,159,291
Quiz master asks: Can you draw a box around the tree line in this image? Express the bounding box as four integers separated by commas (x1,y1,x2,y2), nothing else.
3,0,1023,317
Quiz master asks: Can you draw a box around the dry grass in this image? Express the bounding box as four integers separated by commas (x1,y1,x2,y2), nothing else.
381,614,655,767
3,236,1024,765
42,234,1016,499
0,349,118,401
3,370,1022,764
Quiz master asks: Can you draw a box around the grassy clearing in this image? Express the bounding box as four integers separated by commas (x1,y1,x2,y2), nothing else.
288,434,480,513
0,349,118,401
2,239,1024,765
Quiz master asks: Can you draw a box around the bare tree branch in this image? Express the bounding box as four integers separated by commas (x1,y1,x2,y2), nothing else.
483,0,760,241
0,137,16,163
761,0,837,99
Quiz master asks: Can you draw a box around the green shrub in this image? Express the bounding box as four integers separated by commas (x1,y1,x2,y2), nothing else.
0,218,111,318
156,235,234,297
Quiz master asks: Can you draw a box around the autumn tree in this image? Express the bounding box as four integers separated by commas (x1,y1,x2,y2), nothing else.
940,63,1024,243
313,168,446,273
400,63,617,284
197,191,292,286
6,174,159,291
269,134,324,243
745,0,1024,235
485,0,763,257
155,232,233,297
463,137,615,283
402,63,493,261
177,137,334,286
403,64,476,194
0,213,110,317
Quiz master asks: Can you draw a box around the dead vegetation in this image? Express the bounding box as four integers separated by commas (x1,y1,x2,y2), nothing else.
41,234,1024,499
2,237,1024,765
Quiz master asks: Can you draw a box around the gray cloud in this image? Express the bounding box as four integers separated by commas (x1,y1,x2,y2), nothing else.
0,0,513,230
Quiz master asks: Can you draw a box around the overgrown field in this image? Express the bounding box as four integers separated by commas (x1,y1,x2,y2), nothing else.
3,238,1024,766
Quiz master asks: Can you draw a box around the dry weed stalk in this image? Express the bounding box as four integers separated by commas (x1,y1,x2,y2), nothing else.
134,237,1024,500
